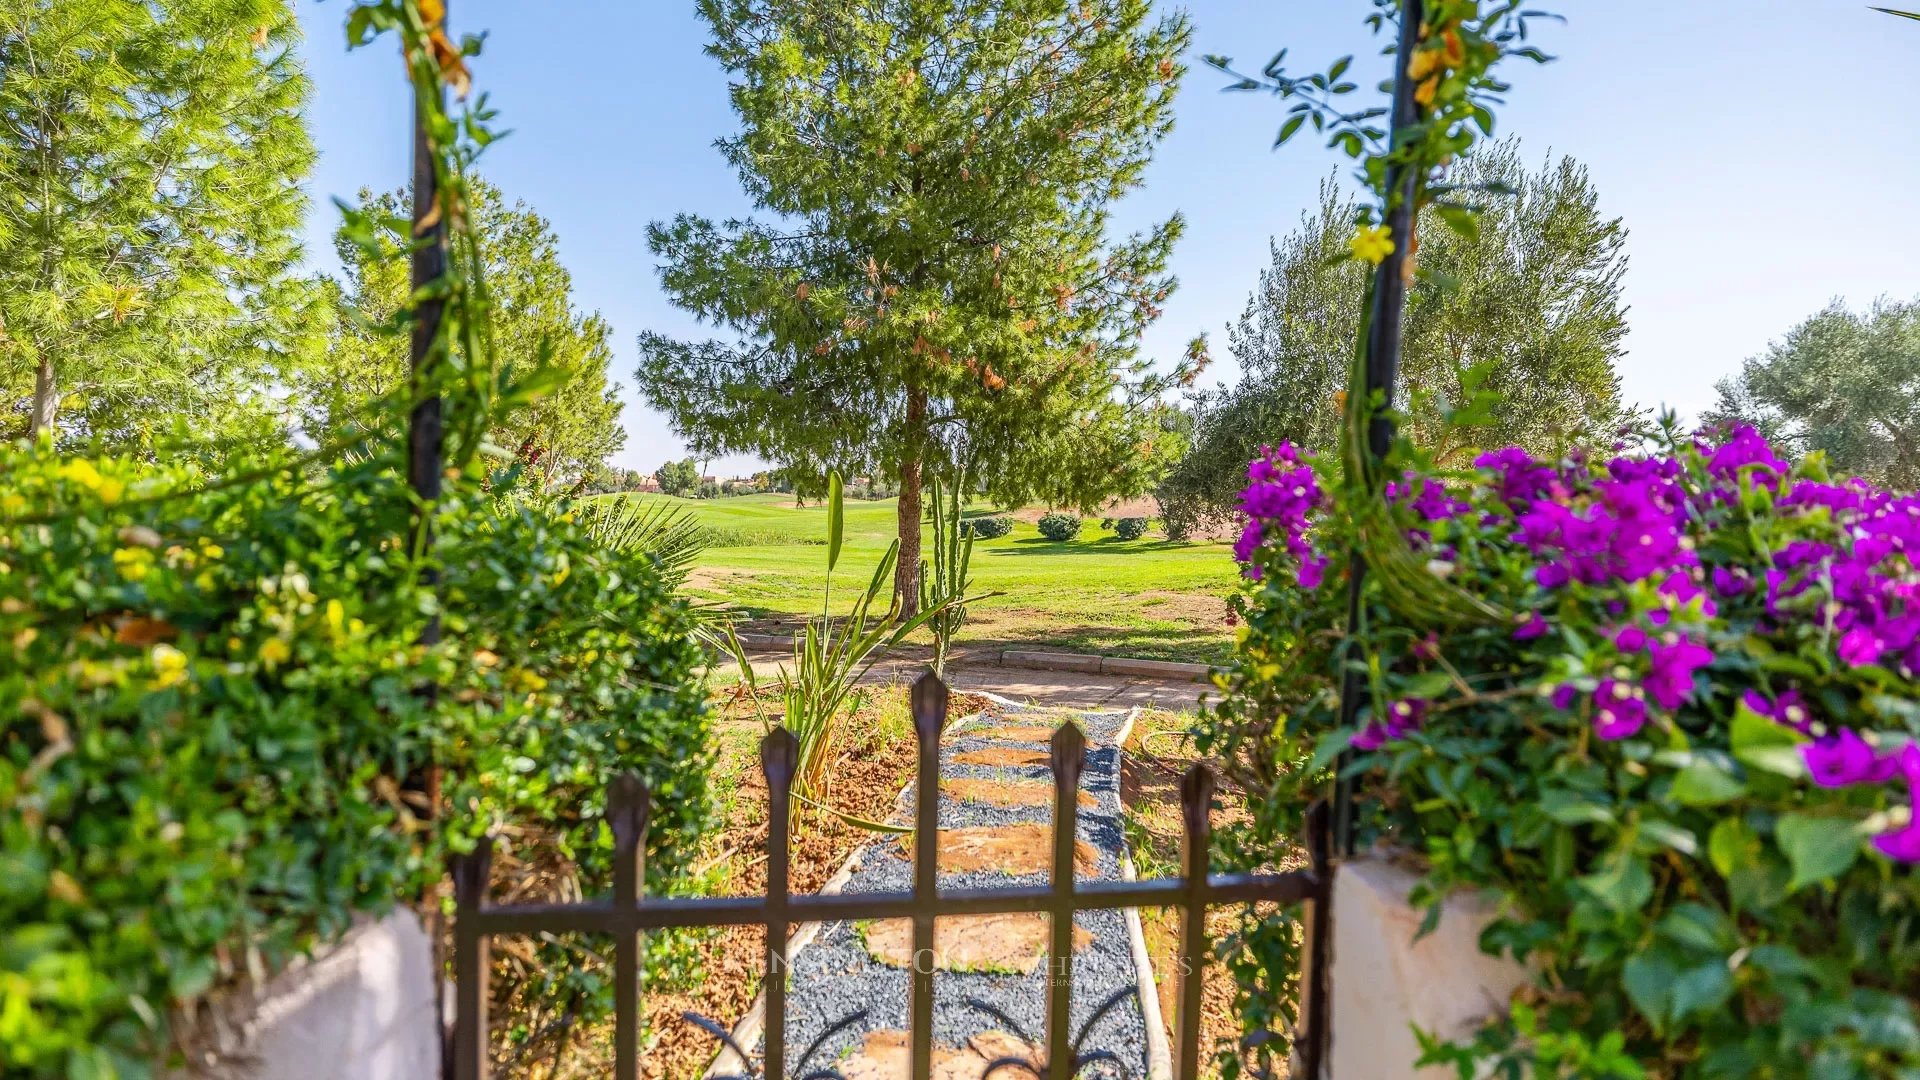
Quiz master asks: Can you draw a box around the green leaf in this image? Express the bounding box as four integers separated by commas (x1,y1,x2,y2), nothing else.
1399,670,1453,699
1669,958,1735,1022
1276,114,1306,146
826,472,845,573
1622,953,1678,1033
1730,698,1807,777
1578,851,1652,914
1775,813,1862,892
1539,788,1616,827
1669,755,1747,806
1708,817,1755,878
1639,818,1698,857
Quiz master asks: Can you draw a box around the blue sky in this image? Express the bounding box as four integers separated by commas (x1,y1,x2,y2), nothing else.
292,1,1920,475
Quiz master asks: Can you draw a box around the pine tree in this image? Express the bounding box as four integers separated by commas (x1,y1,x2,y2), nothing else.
637,0,1194,612
313,180,626,485
0,0,317,450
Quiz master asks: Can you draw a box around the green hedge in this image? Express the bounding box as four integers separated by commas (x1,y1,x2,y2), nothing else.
961,515,1013,540
1036,513,1082,542
0,442,709,1078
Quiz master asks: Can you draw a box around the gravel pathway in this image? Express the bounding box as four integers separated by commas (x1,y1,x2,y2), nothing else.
768,701,1147,1078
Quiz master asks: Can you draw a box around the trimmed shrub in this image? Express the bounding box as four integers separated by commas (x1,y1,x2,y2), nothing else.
1114,517,1149,541
1036,513,1082,542
1208,427,1920,1075
962,516,1013,540
0,443,709,1077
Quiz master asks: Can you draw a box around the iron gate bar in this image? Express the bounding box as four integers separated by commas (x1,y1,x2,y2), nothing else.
1045,722,1087,1080
447,672,1329,1080
1174,766,1212,1080
910,675,944,1080
462,874,1322,935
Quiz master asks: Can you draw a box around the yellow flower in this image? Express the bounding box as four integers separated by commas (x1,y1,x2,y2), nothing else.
1414,75,1440,109
199,540,224,560
258,638,292,667
58,459,124,504
151,644,189,689
58,460,103,488
112,547,153,582
1349,225,1396,265
1406,48,1441,81
326,599,345,637
510,668,549,693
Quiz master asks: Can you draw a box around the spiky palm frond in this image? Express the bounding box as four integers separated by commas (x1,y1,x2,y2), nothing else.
574,495,707,593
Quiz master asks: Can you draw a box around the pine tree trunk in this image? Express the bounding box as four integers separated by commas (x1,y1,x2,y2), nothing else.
894,388,926,619
28,355,56,437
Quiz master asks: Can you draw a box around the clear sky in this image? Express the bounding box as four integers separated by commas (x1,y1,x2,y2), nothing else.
291,1,1920,476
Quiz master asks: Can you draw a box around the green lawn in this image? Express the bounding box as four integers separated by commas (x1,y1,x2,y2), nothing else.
604,492,1239,663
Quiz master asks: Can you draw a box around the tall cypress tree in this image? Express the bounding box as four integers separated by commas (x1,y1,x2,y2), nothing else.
637,0,1194,612
0,0,315,450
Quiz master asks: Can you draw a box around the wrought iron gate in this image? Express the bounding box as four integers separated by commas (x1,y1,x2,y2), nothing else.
446,673,1331,1080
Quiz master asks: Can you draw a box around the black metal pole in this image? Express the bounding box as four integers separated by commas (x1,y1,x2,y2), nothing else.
1332,0,1423,861
1310,10,1425,1077
409,15,451,1075
410,49,447,620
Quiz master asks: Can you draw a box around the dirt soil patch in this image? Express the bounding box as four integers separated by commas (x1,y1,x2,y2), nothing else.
836,1029,1044,1080
1120,717,1300,1080
944,777,1095,810
951,745,1050,768
896,824,1097,877
859,913,1092,974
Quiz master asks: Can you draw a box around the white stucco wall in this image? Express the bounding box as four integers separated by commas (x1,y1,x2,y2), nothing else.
167,908,441,1080
1296,857,1531,1079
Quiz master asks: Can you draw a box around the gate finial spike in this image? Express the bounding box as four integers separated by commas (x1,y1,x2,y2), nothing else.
1048,720,1087,782
607,771,650,853
911,669,949,744
761,726,799,786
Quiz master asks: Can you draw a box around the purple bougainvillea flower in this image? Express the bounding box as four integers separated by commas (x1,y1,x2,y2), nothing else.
1838,626,1885,668
1535,562,1571,589
1614,625,1648,652
1803,728,1883,788
1234,442,1326,583
1298,553,1328,590
1707,424,1789,479
1711,566,1751,597
1646,636,1714,709
1551,683,1579,710
1744,688,1815,735
1475,446,1557,507
1592,679,1649,740
1350,698,1429,751
1513,612,1548,641
1872,745,1920,863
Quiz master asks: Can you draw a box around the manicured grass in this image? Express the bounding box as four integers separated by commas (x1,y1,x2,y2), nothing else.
601,492,1239,663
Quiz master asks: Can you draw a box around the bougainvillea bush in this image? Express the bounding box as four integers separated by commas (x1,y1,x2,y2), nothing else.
0,442,709,1078
1207,423,1920,1077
